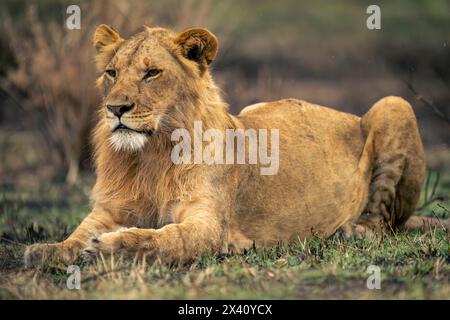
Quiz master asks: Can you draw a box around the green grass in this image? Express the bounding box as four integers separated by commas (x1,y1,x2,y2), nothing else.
0,174,449,300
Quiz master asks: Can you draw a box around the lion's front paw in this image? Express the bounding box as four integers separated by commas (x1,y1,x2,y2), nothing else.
24,243,53,268
332,223,377,241
82,228,135,259
24,241,83,268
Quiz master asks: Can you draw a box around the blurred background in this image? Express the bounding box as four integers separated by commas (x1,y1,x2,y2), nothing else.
0,1,449,242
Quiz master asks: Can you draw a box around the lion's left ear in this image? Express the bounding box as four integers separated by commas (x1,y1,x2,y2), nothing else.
174,28,218,73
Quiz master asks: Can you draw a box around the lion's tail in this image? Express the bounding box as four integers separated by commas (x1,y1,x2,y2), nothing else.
400,215,450,233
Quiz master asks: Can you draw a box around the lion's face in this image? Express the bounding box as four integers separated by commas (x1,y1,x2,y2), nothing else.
93,25,218,152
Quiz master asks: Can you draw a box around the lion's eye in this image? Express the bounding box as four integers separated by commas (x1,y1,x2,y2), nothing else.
143,69,161,81
105,69,116,78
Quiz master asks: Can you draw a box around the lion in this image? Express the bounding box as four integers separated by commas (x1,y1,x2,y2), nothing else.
24,25,449,267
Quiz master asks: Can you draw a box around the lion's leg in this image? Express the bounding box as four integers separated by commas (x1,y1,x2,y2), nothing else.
24,207,124,267
350,96,426,237
83,200,227,263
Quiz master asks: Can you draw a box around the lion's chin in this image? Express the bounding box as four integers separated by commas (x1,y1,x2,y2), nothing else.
109,131,147,152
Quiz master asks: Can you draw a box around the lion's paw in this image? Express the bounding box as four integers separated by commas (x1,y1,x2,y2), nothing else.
82,230,126,257
331,223,376,242
24,243,53,268
24,241,83,268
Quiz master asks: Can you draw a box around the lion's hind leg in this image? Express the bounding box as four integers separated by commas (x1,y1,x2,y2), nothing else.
349,96,426,237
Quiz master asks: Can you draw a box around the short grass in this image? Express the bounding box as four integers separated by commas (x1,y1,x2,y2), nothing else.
0,173,449,300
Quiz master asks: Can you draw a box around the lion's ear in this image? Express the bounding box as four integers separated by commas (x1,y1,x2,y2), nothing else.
174,28,218,73
93,24,124,71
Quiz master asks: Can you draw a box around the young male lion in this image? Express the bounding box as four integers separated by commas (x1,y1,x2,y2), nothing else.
24,25,448,267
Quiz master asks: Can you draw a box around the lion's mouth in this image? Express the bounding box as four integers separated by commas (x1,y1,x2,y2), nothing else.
113,124,153,136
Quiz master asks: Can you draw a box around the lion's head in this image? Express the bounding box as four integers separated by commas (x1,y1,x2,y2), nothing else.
93,25,219,152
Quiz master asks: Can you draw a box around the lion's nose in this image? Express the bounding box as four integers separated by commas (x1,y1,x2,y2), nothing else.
107,104,134,118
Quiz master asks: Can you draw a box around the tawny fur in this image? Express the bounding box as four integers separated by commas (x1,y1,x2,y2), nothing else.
24,25,448,267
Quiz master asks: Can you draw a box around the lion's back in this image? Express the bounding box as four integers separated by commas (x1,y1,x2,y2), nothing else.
232,98,368,240
237,98,362,153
